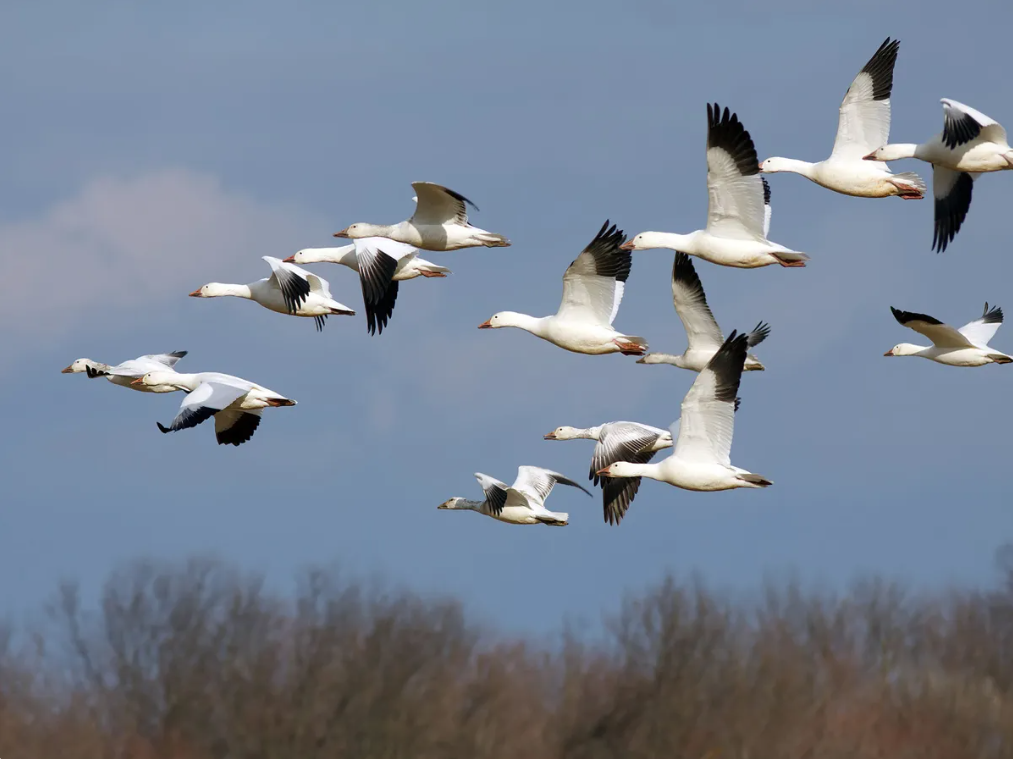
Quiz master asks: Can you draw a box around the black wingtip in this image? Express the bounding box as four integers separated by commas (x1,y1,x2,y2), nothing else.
156,422,171,434
706,330,750,405
168,350,188,358
932,171,974,253
706,102,759,177
581,219,631,283
861,37,900,102
762,176,771,205
982,302,1003,324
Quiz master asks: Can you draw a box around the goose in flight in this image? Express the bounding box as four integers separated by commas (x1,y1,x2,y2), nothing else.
885,303,1011,366
134,371,297,446
61,351,188,393
760,38,924,199
865,99,1013,251
437,466,591,526
544,422,673,525
478,220,648,355
189,257,355,331
636,252,770,371
597,331,771,491
333,181,510,251
285,238,450,335
623,104,809,268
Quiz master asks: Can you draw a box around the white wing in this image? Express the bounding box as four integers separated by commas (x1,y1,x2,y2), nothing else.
932,167,977,253
705,103,767,241
262,256,317,312
941,99,1007,149
831,38,899,159
409,182,477,226
509,466,591,509
159,381,249,434
141,350,188,368
474,472,510,515
890,307,972,349
673,332,748,465
958,303,1004,348
556,221,630,326
670,253,724,352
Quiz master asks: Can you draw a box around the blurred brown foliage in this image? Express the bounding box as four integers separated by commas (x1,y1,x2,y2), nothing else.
2,553,1013,758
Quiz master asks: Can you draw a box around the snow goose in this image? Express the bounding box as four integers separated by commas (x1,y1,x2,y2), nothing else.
478,220,648,355
622,104,809,268
437,466,591,526
597,331,772,492
133,371,297,446
189,257,355,331
636,252,770,371
759,39,925,199
284,237,450,335
544,422,673,525
62,351,188,393
333,181,510,251
865,99,1013,251
885,303,1011,366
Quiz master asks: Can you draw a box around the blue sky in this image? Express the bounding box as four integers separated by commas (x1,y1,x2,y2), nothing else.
2,1,1013,634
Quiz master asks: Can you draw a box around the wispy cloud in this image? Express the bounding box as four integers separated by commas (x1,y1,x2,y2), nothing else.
1,169,322,357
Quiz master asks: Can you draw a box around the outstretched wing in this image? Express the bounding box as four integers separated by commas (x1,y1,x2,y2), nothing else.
263,256,312,313
592,424,665,526
354,238,416,335
557,220,630,326
670,252,724,353
890,306,971,348
831,38,899,159
705,103,767,241
511,466,592,508
157,381,248,435
941,99,1007,150
958,302,1003,348
409,182,478,226
932,167,976,254
474,472,510,515
144,351,188,368
674,331,748,466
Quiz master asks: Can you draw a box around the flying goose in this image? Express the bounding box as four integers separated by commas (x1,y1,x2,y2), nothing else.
622,104,809,268
885,303,1011,366
478,220,648,355
760,38,925,199
134,371,297,446
437,466,591,526
333,181,510,251
544,422,673,525
285,237,450,335
865,99,1013,251
189,257,355,331
636,252,770,371
61,351,188,393
597,331,771,491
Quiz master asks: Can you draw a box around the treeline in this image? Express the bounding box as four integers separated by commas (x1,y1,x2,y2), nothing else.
1,555,1012,758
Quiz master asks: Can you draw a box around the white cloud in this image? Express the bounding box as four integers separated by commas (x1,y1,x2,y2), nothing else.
1,168,322,351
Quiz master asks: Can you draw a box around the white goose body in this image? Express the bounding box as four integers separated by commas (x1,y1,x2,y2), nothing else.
597,332,771,493
438,466,591,526
885,304,1011,367
136,370,297,446
61,351,188,393
479,220,648,356
190,257,355,331
636,252,770,372
625,104,808,269
334,182,510,252
286,238,450,335
760,39,925,199
544,422,672,524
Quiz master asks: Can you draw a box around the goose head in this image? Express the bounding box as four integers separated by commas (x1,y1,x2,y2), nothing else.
544,426,583,440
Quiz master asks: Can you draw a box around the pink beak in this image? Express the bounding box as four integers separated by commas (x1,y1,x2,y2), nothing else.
619,240,635,251
863,151,878,161
189,288,202,297
596,467,611,477
282,255,296,263
130,378,144,385
884,349,894,356
543,432,557,440
477,320,492,329
333,228,350,238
